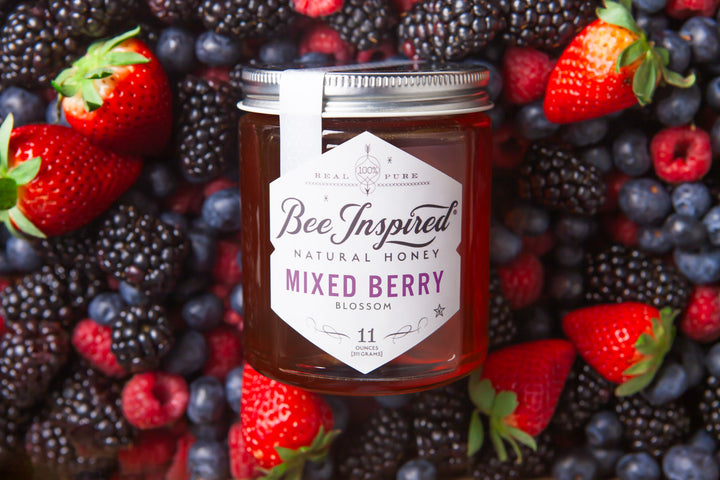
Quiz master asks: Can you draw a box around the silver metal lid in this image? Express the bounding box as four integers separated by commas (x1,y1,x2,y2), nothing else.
238,61,492,117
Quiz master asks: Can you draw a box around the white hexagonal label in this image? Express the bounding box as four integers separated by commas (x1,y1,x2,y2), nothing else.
269,131,462,374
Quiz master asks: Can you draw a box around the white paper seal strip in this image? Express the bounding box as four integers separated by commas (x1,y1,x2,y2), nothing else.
279,69,327,176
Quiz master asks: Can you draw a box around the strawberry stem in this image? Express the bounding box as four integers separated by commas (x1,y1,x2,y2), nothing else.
259,427,340,480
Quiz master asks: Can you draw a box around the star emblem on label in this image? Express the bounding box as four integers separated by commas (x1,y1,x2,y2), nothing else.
434,304,445,317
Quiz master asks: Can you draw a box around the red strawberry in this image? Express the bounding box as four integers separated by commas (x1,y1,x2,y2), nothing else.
562,302,677,395
53,27,172,157
468,339,575,461
229,421,258,480
680,285,720,343
0,114,141,238
544,0,694,123
241,365,337,475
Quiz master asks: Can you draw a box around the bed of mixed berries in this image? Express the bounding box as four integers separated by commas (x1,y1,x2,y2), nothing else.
1,0,720,479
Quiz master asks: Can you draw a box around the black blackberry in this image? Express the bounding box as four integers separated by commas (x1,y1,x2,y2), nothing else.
585,244,691,312
470,430,556,480
0,261,106,327
148,0,199,24
48,0,141,37
96,204,189,296
550,359,613,433
198,0,294,38
0,401,31,463
0,319,69,408
501,0,598,51
398,0,507,61
175,75,238,183
615,394,691,458
0,2,86,88
699,375,720,442
325,0,396,51
411,380,472,476
31,226,98,267
111,303,174,372
337,408,413,480
47,365,133,453
488,269,516,349
518,142,606,216
25,418,115,477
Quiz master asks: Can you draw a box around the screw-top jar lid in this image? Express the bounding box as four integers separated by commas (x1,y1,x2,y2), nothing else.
238,61,492,117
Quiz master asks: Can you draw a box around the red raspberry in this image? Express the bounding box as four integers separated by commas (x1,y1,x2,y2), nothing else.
666,0,719,18
0,313,5,337
605,213,638,247
497,251,544,309
601,171,631,212
165,182,204,215
292,0,343,17
196,66,232,84
680,285,720,343
203,178,237,199
229,421,258,479
391,0,421,13
212,239,243,285
203,325,243,380
299,22,355,64
121,372,189,430
356,41,398,63
651,125,712,183
164,432,196,480
118,428,177,474
72,319,127,377
502,47,555,105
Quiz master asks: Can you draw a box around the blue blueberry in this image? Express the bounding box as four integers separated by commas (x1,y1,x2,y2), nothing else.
202,188,241,232
673,183,712,218
706,343,720,378
712,118,720,157
190,422,228,441
195,31,242,66
580,146,614,174
676,336,706,388
0,251,12,274
187,230,216,273
88,292,124,326
553,243,585,268
690,430,717,455
182,293,224,331
612,131,652,176
515,100,559,140
304,458,334,480
679,17,720,63
504,203,550,236
637,226,673,255
296,51,333,67
662,445,719,480
589,448,624,478
616,452,661,480
323,395,349,432
586,411,623,448
258,39,298,64
396,458,437,480
485,105,505,129
118,281,148,305
548,269,584,303
0,87,45,127
562,117,609,147
674,248,720,284
664,214,708,249
642,362,689,406
163,331,208,376
6,237,41,272
225,365,244,413
229,283,243,316
619,178,672,225
171,276,210,301
489,224,522,264
517,306,557,341
156,26,196,73
464,59,502,101
159,211,189,233
652,30,691,73
635,11,669,33
187,440,229,480
656,84,702,126
704,206,720,246
633,0,667,13
187,376,226,424
554,215,597,243
552,451,600,480
375,393,414,409
708,77,720,111
45,100,70,127
143,163,177,199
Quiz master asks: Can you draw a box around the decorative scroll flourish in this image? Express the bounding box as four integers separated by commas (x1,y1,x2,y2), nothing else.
307,317,350,344
384,317,429,343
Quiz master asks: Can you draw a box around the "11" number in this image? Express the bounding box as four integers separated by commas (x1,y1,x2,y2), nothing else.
358,328,375,343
